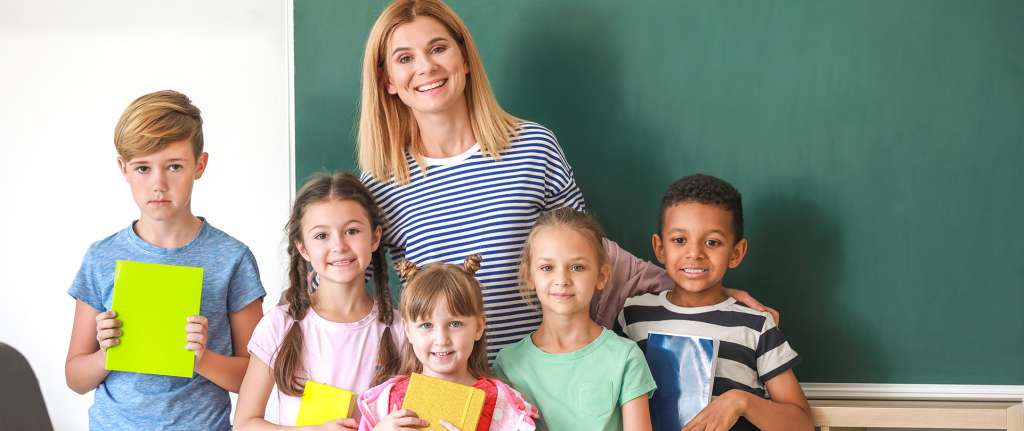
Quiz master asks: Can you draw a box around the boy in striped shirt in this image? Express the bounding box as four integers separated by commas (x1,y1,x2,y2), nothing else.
615,174,813,431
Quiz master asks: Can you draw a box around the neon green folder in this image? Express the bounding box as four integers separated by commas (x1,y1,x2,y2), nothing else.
295,381,356,426
105,260,203,378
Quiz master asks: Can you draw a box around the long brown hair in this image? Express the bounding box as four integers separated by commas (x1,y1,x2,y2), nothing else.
386,254,490,380
276,172,399,395
358,0,520,185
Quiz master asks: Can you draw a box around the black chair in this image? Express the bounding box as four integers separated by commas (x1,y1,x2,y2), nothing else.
0,343,54,431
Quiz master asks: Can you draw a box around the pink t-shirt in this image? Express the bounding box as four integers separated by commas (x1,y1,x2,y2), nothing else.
248,303,405,425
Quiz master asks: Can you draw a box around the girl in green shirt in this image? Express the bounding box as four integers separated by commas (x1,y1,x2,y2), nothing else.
495,208,656,431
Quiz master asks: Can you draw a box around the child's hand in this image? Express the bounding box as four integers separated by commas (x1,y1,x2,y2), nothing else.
316,418,358,431
438,419,463,431
372,408,428,431
95,310,123,351
683,390,747,431
185,315,209,363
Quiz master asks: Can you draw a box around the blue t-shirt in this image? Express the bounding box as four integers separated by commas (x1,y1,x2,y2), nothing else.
68,219,265,430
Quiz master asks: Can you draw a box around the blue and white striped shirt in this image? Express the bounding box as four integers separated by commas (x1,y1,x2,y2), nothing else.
361,122,585,358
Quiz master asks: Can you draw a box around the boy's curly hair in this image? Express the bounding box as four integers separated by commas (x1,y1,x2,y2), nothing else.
659,173,744,240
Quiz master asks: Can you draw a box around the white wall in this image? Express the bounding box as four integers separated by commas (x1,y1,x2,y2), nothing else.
0,1,290,429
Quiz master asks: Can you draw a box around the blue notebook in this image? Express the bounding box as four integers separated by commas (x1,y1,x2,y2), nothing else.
645,331,719,431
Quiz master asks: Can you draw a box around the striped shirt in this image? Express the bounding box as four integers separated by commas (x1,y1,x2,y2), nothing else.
361,122,585,359
615,292,800,430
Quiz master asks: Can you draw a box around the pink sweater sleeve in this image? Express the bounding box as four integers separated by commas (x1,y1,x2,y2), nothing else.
590,238,675,328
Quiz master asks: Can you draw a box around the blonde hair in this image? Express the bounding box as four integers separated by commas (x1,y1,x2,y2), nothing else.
517,208,610,308
390,255,490,379
114,90,203,161
358,0,520,185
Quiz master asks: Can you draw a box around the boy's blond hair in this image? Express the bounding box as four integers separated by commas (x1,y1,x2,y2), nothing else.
114,90,204,161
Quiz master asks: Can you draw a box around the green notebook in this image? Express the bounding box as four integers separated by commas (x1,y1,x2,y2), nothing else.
105,260,204,378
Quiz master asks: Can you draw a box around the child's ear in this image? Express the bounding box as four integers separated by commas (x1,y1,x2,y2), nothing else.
295,240,311,262
474,315,485,341
371,225,383,252
651,233,666,264
595,262,611,291
402,317,413,341
728,238,749,268
193,152,209,179
117,157,129,178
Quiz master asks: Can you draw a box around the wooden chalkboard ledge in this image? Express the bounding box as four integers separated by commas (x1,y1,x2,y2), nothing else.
810,399,1023,430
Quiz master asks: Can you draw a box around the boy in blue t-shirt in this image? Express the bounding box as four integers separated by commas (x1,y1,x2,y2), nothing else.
615,174,813,431
65,90,265,430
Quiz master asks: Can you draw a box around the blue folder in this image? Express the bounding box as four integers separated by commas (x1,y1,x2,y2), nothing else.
645,331,718,431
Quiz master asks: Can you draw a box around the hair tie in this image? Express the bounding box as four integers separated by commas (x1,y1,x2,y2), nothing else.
395,260,421,280
462,254,482,275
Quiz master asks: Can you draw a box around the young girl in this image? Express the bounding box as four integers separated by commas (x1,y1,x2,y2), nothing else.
494,208,655,431
357,255,538,431
234,172,403,430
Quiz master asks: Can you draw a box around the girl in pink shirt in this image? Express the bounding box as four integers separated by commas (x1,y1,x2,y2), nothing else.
235,173,403,430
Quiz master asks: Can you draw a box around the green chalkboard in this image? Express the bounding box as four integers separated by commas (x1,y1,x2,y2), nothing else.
294,0,1024,385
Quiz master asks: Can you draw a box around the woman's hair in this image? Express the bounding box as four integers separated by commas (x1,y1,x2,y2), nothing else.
276,172,399,395
517,207,610,307
358,0,520,185
388,254,490,379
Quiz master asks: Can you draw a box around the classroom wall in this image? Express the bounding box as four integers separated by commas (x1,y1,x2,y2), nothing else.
0,1,290,429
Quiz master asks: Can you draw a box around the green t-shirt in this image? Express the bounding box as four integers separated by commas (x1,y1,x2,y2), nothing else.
494,329,657,431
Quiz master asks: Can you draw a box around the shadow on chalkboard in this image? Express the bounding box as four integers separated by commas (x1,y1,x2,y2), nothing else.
733,182,885,382
496,1,666,255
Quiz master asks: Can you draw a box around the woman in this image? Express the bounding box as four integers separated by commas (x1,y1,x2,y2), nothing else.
354,0,775,359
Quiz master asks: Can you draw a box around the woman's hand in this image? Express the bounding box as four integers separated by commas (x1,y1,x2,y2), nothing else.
723,288,780,325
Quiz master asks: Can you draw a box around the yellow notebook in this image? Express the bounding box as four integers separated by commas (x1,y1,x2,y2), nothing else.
105,260,203,378
401,373,485,431
295,381,356,426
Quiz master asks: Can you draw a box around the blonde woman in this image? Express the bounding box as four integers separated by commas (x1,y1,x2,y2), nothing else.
354,0,777,360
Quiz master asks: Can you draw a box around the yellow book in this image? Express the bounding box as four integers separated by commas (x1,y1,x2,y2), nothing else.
294,381,356,426
402,373,485,431
105,260,203,378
